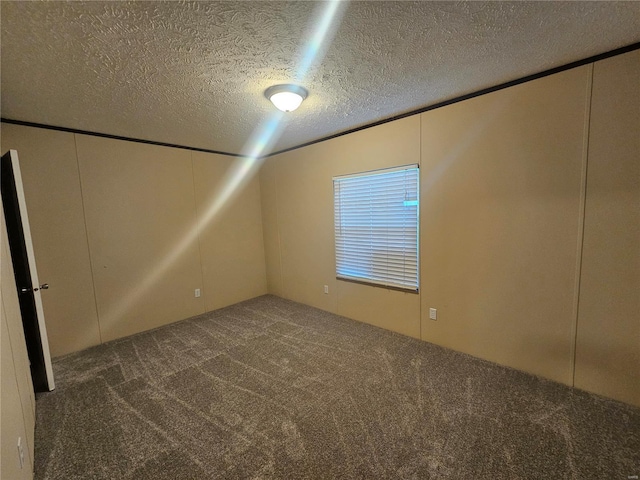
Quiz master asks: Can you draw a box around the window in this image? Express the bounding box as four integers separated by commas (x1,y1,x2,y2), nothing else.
333,165,419,291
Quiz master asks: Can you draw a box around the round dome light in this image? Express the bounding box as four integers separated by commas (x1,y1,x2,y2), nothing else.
265,84,308,112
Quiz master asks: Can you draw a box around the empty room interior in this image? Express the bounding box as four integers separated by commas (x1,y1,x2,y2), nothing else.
1,1,639,479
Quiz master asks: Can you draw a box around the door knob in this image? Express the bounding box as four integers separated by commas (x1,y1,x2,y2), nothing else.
19,283,49,293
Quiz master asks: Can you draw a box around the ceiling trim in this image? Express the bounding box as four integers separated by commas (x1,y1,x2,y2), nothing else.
2,41,639,160
0,118,246,158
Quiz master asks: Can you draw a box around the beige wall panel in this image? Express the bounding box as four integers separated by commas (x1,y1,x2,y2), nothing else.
1,124,100,356
274,147,339,312
270,116,421,329
192,152,267,311
1,300,35,480
337,281,421,339
76,135,204,342
420,67,590,385
320,115,421,177
1,207,35,480
575,50,640,407
259,158,284,296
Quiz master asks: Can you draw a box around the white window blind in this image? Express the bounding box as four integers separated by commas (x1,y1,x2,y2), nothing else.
334,165,419,291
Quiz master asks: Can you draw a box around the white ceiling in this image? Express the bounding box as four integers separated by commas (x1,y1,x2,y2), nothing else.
2,1,639,156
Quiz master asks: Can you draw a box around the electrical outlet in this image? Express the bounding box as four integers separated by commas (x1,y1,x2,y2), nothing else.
194,288,201,298
429,308,437,321
323,285,329,294
17,437,24,469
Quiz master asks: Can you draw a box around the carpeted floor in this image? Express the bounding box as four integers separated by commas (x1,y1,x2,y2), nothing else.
35,295,639,479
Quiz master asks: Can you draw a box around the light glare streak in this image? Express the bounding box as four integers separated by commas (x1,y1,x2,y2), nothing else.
296,0,347,82
101,1,349,330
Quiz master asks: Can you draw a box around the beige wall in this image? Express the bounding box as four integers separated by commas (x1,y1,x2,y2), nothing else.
0,125,100,356
261,51,639,407
260,158,284,297
261,116,422,338
574,50,640,406
192,152,267,311
1,203,35,480
76,135,205,341
1,126,267,354
420,66,591,385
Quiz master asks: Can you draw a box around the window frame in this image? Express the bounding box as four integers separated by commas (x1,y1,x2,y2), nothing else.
333,164,420,293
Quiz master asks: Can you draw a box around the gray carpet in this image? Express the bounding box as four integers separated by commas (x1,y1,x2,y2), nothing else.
35,295,639,479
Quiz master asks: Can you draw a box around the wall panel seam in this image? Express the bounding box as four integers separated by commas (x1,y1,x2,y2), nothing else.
275,162,285,296
570,63,594,387
253,169,269,294
73,133,103,345
190,151,207,312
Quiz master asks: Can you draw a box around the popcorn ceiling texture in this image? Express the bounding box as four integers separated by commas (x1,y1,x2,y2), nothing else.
1,1,639,155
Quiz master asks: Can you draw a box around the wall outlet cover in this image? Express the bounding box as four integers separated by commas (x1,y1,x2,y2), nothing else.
429,308,437,320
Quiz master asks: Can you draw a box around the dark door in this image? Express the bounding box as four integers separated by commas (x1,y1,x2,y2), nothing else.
1,149,54,392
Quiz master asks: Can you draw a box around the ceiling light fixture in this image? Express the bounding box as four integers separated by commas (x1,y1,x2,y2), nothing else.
265,84,308,112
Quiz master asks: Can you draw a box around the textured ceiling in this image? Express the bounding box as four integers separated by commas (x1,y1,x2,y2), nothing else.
2,1,639,156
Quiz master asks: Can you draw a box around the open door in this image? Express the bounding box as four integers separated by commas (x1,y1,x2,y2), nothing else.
1,149,55,392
